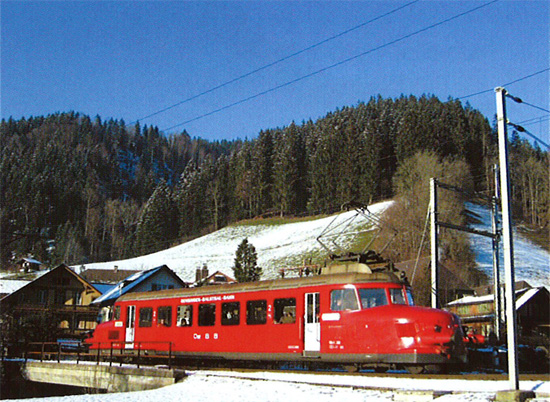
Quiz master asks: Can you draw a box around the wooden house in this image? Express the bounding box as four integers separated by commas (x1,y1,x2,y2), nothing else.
0,264,102,340
445,282,550,338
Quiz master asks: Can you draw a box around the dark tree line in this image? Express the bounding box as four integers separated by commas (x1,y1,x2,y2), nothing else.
1,94,547,267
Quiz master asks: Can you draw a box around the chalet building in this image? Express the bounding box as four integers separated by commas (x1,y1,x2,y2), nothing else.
16,257,43,273
91,264,187,308
203,270,237,286
0,264,102,340
445,282,550,338
194,266,236,286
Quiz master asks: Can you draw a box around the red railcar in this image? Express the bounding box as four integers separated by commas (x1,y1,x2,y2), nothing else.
87,263,467,373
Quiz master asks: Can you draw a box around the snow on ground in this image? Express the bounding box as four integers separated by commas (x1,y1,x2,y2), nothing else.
466,202,549,289
76,201,394,282
9,369,550,402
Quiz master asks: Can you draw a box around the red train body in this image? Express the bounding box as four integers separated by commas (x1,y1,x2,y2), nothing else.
87,267,467,373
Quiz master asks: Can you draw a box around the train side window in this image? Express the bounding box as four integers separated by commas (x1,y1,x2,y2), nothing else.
221,302,240,326
139,307,153,327
199,303,216,326
406,289,415,306
158,306,172,327
177,305,193,327
358,288,388,309
114,305,121,321
390,288,406,305
330,289,359,311
246,300,267,325
274,298,296,324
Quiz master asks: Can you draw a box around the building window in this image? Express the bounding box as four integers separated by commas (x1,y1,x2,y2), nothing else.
139,307,153,327
274,298,296,324
221,302,240,326
177,305,193,327
198,304,216,326
38,289,48,305
246,300,267,325
158,306,172,327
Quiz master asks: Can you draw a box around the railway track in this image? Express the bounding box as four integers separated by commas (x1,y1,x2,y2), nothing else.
175,366,549,383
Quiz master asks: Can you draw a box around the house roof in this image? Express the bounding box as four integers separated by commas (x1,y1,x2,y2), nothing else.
17,257,43,265
80,268,141,284
91,265,185,305
446,284,545,308
0,264,99,302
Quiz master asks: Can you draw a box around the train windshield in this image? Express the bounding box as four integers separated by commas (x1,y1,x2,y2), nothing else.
389,288,407,305
406,288,415,306
358,288,388,309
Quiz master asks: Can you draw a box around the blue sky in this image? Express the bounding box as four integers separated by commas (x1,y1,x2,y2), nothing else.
1,1,548,143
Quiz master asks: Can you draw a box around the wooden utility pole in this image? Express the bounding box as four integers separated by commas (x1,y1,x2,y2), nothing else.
495,86,519,391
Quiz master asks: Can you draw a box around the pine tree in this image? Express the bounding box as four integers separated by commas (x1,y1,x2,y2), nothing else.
232,238,262,282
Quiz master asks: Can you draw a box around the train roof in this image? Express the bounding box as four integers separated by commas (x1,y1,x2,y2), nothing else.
117,271,405,303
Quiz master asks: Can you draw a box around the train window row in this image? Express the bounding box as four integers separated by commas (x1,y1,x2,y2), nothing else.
136,297,297,328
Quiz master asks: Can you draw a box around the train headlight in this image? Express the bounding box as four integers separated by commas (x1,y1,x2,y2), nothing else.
434,325,442,333
401,337,415,348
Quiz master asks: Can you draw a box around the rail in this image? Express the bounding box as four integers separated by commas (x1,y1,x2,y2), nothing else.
18,341,174,369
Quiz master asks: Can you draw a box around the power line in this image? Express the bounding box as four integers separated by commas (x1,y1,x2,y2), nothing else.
164,0,500,132
458,67,550,100
508,122,549,149
521,101,550,114
129,0,420,125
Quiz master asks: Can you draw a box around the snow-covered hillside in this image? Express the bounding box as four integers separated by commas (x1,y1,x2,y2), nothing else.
466,202,549,289
77,201,394,282
75,200,549,288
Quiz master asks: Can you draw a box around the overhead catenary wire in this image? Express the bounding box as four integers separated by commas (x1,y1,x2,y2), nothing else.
163,0,500,132
457,67,550,100
129,0,420,126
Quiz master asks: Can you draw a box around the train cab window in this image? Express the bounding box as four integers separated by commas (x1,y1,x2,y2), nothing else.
114,305,121,321
246,300,267,325
390,288,406,305
199,303,216,326
358,288,388,309
221,302,240,326
139,307,153,327
158,306,172,327
177,305,193,327
274,298,296,324
406,289,415,306
331,289,359,311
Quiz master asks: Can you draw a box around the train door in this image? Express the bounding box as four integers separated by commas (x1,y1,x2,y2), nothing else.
125,305,136,349
304,293,320,354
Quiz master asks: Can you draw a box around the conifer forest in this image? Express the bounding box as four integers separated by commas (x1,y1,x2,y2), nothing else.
1,94,548,268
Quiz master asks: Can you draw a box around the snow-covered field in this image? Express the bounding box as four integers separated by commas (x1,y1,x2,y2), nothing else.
6,369,550,402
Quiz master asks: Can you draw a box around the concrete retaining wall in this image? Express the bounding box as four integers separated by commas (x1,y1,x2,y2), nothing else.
22,361,185,393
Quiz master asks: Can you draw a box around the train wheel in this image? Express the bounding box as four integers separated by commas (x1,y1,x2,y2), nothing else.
374,366,387,373
405,365,425,374
344,364,359,373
